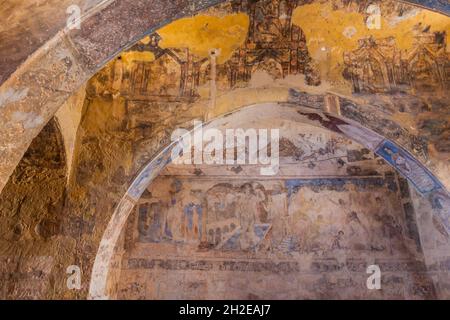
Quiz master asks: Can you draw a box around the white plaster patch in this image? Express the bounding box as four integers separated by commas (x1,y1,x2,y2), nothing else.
0,88,29,108
343,26,357,39
337,124,384,150
249,72,332,95
281,75,332,94
12,111,44,129
55,48,71,61
388,9,420,27
249,70,275,88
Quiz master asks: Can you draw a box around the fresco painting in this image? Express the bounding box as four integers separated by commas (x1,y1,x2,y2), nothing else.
375,140,443,194
132,130,421,258
2,0,450,301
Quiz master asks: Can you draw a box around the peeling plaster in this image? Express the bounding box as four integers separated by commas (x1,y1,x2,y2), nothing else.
0,88,29,109
11,111,45,130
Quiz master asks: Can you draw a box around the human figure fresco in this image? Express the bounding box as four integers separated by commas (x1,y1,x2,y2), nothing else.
166,198,184,242
331,230,345,250
137,167,421,259
138,200,169,242
182,202,203,243
376,141,441,194
268,183,289,247
344,211,370,250
383,147,412,174
237,183,258,250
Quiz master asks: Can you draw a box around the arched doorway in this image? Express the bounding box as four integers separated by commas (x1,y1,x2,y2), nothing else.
89,102,449,299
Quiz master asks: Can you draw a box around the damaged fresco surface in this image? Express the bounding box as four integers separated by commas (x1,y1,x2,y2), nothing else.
115,124,443,300
87,0,449,188
0,0,449,300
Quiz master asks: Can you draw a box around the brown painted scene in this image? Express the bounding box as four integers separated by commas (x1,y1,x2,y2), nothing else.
0,0,449,301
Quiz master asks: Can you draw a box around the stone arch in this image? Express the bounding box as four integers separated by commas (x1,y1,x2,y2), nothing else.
0,0,449,195
0,117,68,298
88,100,450,299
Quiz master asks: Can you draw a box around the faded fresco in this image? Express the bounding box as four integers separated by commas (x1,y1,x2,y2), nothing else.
135,177,413,255
112,0,321,101
116,126,437,299
375,140,443,193
96,0,450,97
1,0,449,301
86,0,450,186
343,33,449,94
